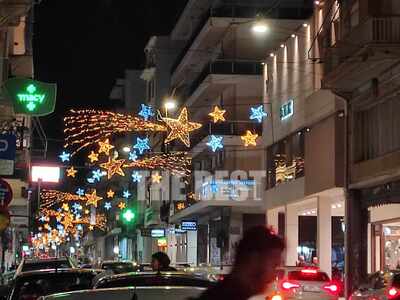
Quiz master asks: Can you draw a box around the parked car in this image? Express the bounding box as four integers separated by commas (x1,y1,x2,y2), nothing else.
8,268,102,300
16,257,76,275
266,266,340,300
99,261,138,274
350,270,400,300
42,286,207,300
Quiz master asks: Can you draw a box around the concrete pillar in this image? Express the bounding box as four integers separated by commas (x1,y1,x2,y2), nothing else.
267,209,279,233
317,196,332,277
285,204,298,266
187,231,197,266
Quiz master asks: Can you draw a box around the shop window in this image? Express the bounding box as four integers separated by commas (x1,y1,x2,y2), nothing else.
266,130,305,189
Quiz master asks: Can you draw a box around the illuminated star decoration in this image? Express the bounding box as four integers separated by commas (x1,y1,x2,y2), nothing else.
207,135,224,152
76,188,85,197
123,190,131,199
131,171,142,183
133,137,150,155
152,172,162,184
98,139,114,156
72,203,82,211
66,166,78,178
163,107,202,147
241,130,258,147
249,105,267,123
118,202,126,210
208,106,226,123
62,203,69,211
85,190,103,207
88,151,99,163
107,189,115,199
100,157,125,179
88,225,94,231
87,177,95,184
128,151,138,161
39,215,46,222
138,104,155,121
77,224,83,231
92,169,104,182
104,202,112,210
59,151,71,162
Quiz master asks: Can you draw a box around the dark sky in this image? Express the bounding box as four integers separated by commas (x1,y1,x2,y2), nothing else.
33,0,187,156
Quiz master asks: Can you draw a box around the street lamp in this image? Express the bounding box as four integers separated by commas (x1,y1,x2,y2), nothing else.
252,16,268,33
122,146,131,153
164,99,176,117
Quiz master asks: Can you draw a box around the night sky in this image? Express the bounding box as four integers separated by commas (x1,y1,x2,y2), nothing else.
33,0,187,157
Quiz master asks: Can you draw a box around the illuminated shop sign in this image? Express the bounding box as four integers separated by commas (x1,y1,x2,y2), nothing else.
280,99,294,120
201,179,256,198
4,78,57,116
151,229,165,238
181,220,197,231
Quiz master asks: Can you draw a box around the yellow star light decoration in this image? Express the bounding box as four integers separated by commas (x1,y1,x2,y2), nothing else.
208,106,226,123
98,139,114,156
85,190,103,207
88,151,99,163
118,202,126,210
84,209,90,215
100,157,125,179
62,203,70,211
152,172,162,183
66,166,78,178
88,225,94,231
163,107,202,147
107,189,115,199
241,130,258,147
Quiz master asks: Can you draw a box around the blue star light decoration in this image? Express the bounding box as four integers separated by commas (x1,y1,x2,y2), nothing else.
104,202,112,211
76,188,85,197
77,224,83,231
133,137,150,154
207,135,224,152
75,213,82,220
138,104,155,121
250,105,268,123
39,215,46,222
129,151,138,161
123,190,131,199
131,171,142,183
87,177,95,184
56,224,64,231
59,151,71,162
92,169,104,182
72,203,82,211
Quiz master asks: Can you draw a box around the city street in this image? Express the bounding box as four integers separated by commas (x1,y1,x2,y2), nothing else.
0,0,400,299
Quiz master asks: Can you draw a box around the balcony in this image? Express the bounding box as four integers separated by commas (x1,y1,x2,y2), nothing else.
0,0,33,26
171,4,312,83
322,16,400,92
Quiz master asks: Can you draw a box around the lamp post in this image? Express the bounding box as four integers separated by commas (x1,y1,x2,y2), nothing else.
164,100,176,118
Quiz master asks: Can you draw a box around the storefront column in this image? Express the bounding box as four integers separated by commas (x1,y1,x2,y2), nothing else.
317,196,332,277
285,204,298,266
187,231,197,266
267,209,279,233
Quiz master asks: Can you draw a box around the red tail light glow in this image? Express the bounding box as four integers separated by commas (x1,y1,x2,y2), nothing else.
271,295,282,300
281,281,301,290
388,287,399,299
323,283,339,295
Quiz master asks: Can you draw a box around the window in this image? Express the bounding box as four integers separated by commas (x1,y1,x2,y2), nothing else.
350,0,359,28
266,130,305,189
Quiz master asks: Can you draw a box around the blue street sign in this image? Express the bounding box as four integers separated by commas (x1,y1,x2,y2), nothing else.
0,134,16,160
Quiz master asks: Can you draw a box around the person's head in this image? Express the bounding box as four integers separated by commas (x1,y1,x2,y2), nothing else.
151,252,171,271
232,225,285,295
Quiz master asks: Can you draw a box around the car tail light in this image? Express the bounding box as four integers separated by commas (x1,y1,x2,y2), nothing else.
388,287,400,299
323,283,339,295
281,280,300,290
271,295,283,300
301,269,317,274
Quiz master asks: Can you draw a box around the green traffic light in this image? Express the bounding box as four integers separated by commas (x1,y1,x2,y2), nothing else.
122,209,135,222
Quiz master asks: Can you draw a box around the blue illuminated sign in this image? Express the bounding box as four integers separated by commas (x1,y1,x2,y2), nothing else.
280,99,294,120
181,220,197,231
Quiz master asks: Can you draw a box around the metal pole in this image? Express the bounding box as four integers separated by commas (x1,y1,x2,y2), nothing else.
37,179,41,217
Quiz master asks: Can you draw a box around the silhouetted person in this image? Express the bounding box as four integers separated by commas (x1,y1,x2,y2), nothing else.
151,252,177,272
196,225,284,300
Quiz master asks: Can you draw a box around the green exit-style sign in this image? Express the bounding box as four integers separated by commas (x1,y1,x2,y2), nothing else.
3,78,57,116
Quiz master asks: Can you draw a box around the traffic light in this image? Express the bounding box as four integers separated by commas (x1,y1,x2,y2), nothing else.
121,208,135,223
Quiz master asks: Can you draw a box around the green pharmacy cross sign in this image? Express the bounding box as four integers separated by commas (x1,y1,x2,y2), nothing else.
3,78,57,116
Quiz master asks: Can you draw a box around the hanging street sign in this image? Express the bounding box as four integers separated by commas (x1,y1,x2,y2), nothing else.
0,178,13,208
3,78,57,116
280,99,294,121
0,134,16,176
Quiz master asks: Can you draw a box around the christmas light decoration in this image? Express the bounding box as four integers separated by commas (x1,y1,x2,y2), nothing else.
152,172,162,183
123,190,131,199
76,188,85,197
98,139,114,156
104,202,112,210
138,104,154,121
59,151,70,162
241,130,258,147
207,135,224,152
39,215,46,222
107,189,115,199
163,107,202,147
250,105,267,123
72,203,82,211
85,190,103,207
133,137,150,154
62,203,69,211
131,171,142,183
92,169,104,182
208,106,226,123
88,151,99,163
66,166,77,178
118,201,126,209
87,177,95,184
64,109,166,155
100,157,125,179
128,151,138,161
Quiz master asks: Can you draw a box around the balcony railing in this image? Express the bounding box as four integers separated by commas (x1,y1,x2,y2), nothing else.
188,60,263,97
190,121,263,150
171,4,313,75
